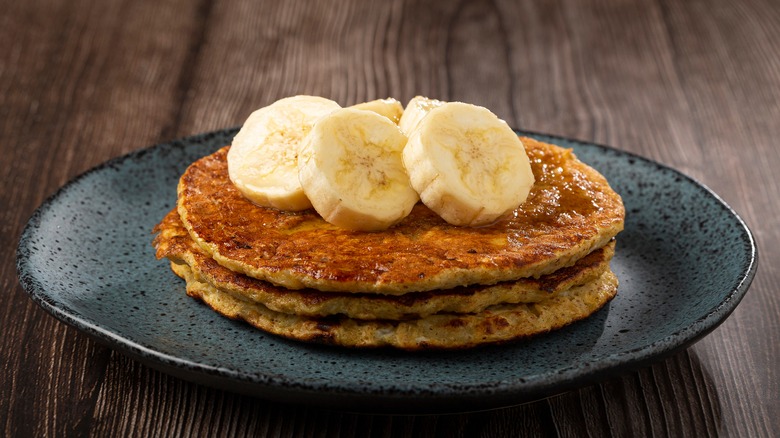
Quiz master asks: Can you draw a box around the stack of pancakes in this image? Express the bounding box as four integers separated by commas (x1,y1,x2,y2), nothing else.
153,137,624,350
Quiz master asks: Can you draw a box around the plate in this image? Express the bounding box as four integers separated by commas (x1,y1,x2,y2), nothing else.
16,129,757,414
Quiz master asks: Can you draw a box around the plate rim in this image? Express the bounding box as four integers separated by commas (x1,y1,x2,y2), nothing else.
15,128,758,413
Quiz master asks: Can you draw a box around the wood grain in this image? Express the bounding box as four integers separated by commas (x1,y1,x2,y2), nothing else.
2,0,779,436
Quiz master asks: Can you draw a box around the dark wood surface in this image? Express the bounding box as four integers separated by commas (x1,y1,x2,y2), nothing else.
2,0,778,436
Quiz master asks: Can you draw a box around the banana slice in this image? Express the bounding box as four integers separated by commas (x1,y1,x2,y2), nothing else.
298,108,418,231
403,102,535,227
350,98,404,124
398,95,445,136
227,95,341,211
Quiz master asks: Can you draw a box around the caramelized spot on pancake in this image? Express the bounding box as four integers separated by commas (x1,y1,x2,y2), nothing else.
315,317,338,332
177,138,624,293
521,147,601,223
446,318,466,328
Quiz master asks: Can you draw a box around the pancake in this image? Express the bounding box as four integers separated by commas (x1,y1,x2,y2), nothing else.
154,208,616,320
176,137,625,294
170,262,618,350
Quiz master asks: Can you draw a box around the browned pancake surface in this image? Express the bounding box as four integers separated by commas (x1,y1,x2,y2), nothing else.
154,208,615,319
177,137,624,293
171,262,619,350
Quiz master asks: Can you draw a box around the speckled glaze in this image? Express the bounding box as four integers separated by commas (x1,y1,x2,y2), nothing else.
16,129,757,414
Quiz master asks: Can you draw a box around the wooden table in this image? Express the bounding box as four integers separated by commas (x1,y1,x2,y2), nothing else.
2,0,778,436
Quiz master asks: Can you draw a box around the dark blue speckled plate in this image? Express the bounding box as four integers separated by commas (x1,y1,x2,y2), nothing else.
16,129,757,414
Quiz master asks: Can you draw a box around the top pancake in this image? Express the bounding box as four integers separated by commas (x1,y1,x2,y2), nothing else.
177,137,624,294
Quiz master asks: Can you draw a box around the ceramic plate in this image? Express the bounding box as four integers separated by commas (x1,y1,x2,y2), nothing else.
16,129,757,414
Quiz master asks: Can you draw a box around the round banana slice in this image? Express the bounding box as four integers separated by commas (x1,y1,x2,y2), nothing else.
298,108,418,231
350,98,404,124
227,95,341,211
403,102,535,227
398,95,445,136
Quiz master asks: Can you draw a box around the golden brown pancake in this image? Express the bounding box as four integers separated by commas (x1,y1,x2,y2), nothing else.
154,208,616,320
176,137,625,294
170,262,618,350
